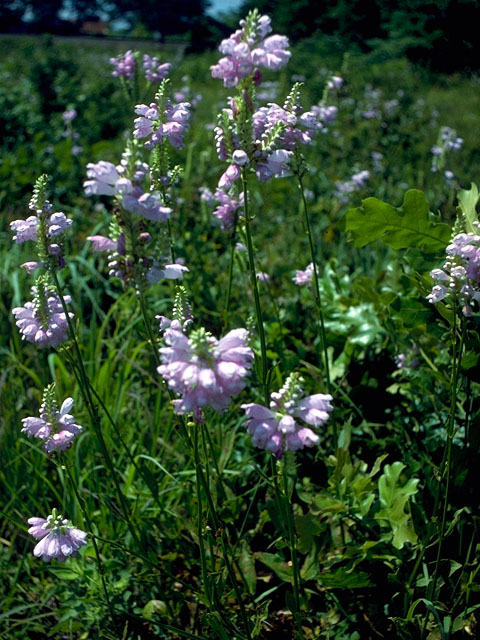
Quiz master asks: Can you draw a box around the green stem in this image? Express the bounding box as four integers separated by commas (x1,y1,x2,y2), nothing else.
138,291,161,368
52,272,141,549
423,309,464,633
282,457,304,640
194,423,252,640
241,168,269,404
224,208,240,325
63,464,118,634
193,424,213,607
296,173,336,447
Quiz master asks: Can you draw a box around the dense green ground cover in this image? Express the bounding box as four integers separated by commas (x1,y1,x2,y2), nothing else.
1,31,480,639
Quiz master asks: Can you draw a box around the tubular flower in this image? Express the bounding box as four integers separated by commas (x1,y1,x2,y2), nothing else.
133,100,191,150
242,373,333,458
293,262,314,286
210,11,290,87
12,283,73,348
142,55,171,83
83,161,132,197
21,386,83,453
158,324,253,419
28,510,87,562
110,50,136,79
213,188,244,230
427,222,480,316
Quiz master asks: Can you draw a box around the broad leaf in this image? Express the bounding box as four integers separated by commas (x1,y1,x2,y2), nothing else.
345,190,450,251
375,461,419,549
256,552,293,583
457,182,479,233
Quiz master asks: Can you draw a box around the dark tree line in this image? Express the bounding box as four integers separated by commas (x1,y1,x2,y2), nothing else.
236,0,480,72
1,0,479,71
0,0,211,37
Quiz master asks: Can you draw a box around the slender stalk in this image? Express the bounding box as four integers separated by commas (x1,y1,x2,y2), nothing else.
296,173,336,447
52,272,141,548
193,422,252,640
63,464,119,635
282,459,304,639
193,424,213,607
241,168,269,404
138,291,161,368
423,309,464,635
224,208,240,324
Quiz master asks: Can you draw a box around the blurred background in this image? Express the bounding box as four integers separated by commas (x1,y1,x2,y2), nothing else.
1,0,479,69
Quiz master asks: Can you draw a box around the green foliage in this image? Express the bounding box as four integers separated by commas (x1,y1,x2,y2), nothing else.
375,461,419,549
344,189,451,251
457,182,479,234
1,30,480,640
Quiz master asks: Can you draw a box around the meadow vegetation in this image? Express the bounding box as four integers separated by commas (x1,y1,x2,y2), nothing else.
1,13,480,639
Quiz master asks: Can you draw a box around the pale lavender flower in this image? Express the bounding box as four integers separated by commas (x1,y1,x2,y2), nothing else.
362,109,381,119
351,170,370,188
256,149,292,182
427,223,480,315
71,145,83,156
218,164,241,191
158,325,253,419
134,100,191,150
87,235,117,252
110,50,136,79
84,161,132,196
213,188,243,230
143,55,171,83
335,169,370,203
122,190,172,221
257,271,270,283
242,373,333,458
10,216,39,243
327,75,343,90
317,105,338,125
22,391,82,453
199,186,215,204
293,263,314,285
62,109,77,122
251,35,291,71
28,510,87,562
21,261,42,274
232,149,249,166
147,262,189,283
210,12,290,87
12,285,72,348
395,353,407,369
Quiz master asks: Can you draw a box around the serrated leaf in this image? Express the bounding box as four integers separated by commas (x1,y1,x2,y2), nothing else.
375,461,419,549
345,190,450,252
457,183,479,233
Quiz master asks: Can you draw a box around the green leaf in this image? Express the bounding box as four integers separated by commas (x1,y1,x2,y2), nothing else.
345,190,450,251
300,546,320,581
142,600,167,620
375,461,419,549
457,183,479,233
238,542,257,595
319,567,371,589
256,552,293,584
295,512,321,553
